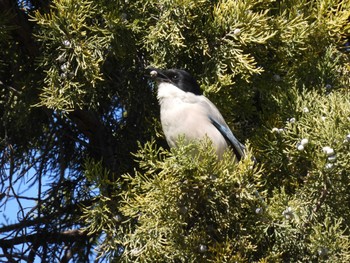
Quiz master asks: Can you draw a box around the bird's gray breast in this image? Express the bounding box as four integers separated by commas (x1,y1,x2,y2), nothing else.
159,95,228,156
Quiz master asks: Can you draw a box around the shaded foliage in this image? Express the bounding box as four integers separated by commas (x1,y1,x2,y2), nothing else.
0,0,350,262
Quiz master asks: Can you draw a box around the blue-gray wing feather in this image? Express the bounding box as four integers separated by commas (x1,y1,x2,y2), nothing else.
209,116,245,161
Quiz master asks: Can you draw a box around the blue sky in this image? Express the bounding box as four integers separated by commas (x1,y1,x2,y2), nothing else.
0,168,50,262
1,169,45,225
0,167,105,262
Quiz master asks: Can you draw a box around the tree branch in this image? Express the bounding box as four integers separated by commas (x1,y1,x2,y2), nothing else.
0,229,87,247
69,109,118,174
0,81,22,95
0,198,95,234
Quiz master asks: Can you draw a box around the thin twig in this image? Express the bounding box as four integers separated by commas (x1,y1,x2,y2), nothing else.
0,81,22,96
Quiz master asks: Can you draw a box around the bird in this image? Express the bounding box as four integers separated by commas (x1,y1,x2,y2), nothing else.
150,68,246,161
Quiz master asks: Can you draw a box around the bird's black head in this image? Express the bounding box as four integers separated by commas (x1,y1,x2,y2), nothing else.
149,68,202,95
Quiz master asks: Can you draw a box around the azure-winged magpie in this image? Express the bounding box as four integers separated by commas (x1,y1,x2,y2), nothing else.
150,68,246,161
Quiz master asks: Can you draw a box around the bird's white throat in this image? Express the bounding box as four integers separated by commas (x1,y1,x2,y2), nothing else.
157,82,186,101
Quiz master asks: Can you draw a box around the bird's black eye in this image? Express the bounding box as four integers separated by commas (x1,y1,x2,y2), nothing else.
172,74,178,80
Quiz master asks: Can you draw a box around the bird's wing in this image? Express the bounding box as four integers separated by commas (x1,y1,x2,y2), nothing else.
197,96,246,161
208,116,245,161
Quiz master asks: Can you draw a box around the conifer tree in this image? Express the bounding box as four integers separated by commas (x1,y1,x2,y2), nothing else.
1,0,350,262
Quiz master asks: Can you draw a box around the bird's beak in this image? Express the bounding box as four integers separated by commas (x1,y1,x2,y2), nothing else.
147,68,170,83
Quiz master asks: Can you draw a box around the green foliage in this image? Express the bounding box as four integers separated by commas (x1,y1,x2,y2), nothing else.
0,9,49,160
209,0,275,85
257,88,350,190
2,0,350,262
81,158,123,258
252,87,350,261
83,139,262,262
132,0,276,91
77,0,350,261
0,12,16,71
263,190,350,261
32,0,112,110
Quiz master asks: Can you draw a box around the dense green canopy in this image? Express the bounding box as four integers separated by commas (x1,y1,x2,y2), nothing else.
1,0,350,262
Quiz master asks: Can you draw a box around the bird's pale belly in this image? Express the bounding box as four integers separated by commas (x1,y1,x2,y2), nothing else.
160,106,228,157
